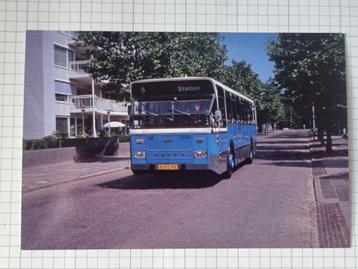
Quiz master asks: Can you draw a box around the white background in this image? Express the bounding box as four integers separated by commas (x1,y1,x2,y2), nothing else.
0,0,357,268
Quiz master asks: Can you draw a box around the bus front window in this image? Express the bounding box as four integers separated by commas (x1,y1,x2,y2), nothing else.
130,99,213,128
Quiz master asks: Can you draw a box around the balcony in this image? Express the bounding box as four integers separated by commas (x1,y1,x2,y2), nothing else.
70,95,129,116
69,60,91,78
68,60,109,87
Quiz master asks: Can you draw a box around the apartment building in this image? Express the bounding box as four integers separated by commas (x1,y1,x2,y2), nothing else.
23,31,129,140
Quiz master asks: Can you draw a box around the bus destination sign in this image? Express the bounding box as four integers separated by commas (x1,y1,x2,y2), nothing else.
131,79,214,100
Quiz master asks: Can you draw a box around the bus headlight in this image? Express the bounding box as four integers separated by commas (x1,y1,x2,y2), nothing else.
194,150,207,159
134,151,146,159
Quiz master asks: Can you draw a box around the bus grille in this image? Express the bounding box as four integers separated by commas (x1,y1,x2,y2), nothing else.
146,150,192,159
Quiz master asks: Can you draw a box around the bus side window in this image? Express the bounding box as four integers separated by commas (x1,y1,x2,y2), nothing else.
252,106,256,124
231,95,238,122
237,99,242,123
243,100,249,123
217,86,226,127
226,92,233,123
240,99,246,123
211,97,218,127
250,104,256,124
246,102,251,124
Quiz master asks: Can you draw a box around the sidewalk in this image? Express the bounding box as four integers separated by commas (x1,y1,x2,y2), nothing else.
22,158,130,193
309,135,350,247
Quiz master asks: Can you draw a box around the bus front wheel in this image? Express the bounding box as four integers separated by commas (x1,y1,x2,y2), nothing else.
132,170,146,176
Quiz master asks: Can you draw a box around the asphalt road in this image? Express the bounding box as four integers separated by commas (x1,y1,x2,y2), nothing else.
22,129,318,249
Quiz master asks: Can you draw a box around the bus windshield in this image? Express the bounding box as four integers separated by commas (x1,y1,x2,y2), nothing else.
132,99,212,116
130,98,214,129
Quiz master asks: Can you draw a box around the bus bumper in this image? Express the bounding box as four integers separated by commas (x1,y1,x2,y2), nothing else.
131,163,210,171
131,153,227,174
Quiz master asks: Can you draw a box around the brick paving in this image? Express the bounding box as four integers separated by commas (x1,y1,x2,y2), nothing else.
309,135,350,247
332,178,349,202
319,178,338,199
316,203,350,247
311,160,327,177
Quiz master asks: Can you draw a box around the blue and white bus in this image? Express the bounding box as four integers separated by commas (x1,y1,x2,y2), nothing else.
129,77,257,178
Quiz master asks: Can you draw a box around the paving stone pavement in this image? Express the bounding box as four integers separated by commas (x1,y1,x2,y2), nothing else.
309,135,350,247
316,202,349,247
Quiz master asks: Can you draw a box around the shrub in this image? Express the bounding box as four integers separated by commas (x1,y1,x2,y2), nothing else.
23,134,129,151
117,134,129,143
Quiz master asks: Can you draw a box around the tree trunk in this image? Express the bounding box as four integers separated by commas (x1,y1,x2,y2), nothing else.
326,129,332,152
318,129,324,146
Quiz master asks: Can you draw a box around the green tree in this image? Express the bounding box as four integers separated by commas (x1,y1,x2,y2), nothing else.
76,32,286,131
75,32,227,85
267,33,346,151
218,61,285,130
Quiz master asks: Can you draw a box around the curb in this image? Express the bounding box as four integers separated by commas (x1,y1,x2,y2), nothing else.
95,154,130,162
23,166,130,194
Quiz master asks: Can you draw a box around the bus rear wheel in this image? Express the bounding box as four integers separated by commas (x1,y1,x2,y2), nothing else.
223,153,235,179
247,146,254,164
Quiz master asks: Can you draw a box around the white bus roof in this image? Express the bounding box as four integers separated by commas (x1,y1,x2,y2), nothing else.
131,77,255,104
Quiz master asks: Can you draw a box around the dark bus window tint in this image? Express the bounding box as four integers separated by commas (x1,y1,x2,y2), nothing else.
231,95,238,121
211,96,217,113
226,92,233,122
237,98,242,122
250,104,255,124
246,101,251,123
217,86,226,127
242,100,248,122
239,98,245,122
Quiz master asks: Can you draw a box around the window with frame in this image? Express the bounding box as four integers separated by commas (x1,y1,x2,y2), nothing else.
54,45,75,68
55,93,68,102
226,92,233,122
238,98,245,122
217,86,226,127
56,117,68,134
245,101,252,123
231,95,238,122
55,80,75,95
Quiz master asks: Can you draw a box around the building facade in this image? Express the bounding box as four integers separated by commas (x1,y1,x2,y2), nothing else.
24,31,128,140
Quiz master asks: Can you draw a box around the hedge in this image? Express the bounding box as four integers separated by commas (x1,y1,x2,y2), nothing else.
23,134,129,151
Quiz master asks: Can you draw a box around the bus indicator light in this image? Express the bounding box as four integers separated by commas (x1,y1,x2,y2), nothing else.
194,150,207,159
134,151,146,159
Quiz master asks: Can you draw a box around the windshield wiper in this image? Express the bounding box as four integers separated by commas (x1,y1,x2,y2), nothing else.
144,111,159,116
169,109,191,116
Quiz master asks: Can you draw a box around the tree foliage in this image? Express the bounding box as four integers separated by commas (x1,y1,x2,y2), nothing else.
76,32,286,128
267,33,346,150
76,32,227,84
218,61,286,128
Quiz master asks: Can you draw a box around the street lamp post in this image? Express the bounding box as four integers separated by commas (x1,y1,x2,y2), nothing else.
91,77,97,137
107,110,111,136
81,108,85,135
312,103,316,139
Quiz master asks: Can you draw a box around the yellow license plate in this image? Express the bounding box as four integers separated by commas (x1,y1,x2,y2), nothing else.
157,164,179,170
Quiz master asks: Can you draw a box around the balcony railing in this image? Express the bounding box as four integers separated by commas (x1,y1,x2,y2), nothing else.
69,60,91,77
70,95,129,114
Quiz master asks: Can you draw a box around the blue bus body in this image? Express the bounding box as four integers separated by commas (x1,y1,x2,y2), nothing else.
129,77,256,176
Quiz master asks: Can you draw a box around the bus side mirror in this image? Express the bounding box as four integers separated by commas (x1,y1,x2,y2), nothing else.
214,110,222,122
127,105,131,115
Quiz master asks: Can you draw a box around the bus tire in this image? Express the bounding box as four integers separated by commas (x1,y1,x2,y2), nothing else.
247,146,254,164
132,170,146,176
223,153,234,179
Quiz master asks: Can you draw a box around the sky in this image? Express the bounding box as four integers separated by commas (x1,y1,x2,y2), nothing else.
220,33,277,82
